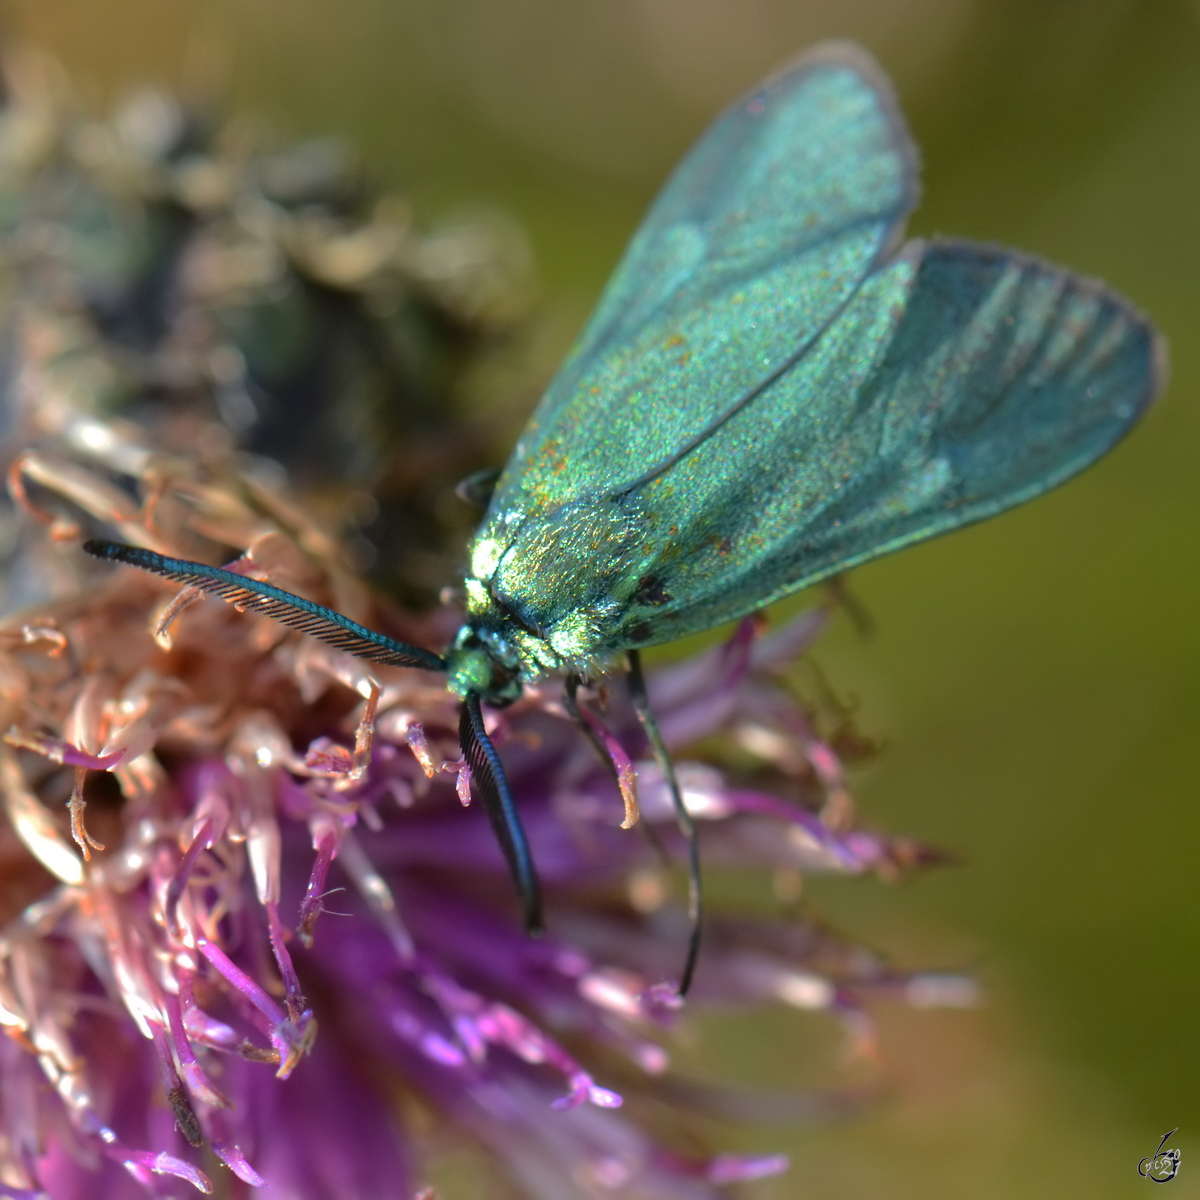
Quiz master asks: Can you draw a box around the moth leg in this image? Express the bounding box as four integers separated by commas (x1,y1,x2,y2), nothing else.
564,674,667,858
459,694,543,935
562,673,604,762
825,573,873,639
626,650,702,997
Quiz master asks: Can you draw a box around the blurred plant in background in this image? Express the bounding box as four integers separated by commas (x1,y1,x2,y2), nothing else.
0,54,974,1200
0,48,534,615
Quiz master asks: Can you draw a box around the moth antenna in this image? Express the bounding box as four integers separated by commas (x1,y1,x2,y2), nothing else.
459,694,543,935
83,541,446,672
626,650,702,997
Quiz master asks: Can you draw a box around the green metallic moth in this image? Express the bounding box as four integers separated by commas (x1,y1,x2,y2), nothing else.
85,42,1163,994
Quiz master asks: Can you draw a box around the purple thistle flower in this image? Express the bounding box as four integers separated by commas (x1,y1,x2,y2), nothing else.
0,429,972,1199
0,53,975,1200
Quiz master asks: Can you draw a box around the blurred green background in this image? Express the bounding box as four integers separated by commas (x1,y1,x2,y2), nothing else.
7,1,1198,1196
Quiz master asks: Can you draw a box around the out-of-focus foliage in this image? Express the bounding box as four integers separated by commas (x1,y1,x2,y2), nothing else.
0,49,534,610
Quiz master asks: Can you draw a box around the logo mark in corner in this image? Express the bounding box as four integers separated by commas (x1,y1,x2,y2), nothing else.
1139,1129,1181,1183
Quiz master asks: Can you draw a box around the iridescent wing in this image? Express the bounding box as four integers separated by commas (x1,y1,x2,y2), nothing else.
486,41,918,527
596,239,1162,647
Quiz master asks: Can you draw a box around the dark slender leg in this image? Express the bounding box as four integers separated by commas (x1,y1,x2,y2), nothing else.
626,650,702,996
563,674,614,779
827,573,873,638
460,694,543,935
563,674,668,859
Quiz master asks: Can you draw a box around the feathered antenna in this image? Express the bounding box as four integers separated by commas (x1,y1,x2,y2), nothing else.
83,542,446,671
460,694,543,934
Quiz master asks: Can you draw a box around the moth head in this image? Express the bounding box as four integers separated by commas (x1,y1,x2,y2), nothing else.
446,628,522,705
